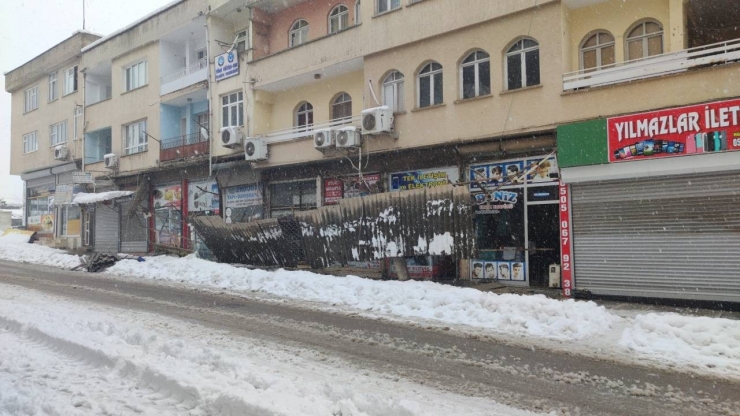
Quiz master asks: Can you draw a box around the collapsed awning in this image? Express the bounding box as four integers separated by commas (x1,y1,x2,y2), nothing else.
72,191,134,205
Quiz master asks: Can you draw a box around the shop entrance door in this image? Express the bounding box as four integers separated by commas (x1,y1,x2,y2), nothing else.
527,203,559,287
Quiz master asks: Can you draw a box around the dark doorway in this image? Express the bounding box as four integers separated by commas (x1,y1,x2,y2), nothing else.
527,203,559,287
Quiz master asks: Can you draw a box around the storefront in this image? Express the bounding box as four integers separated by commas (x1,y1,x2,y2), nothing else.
466,155,561,286
152,182,184,248
187,177,219,257
557,97,740,303
269,178,318,218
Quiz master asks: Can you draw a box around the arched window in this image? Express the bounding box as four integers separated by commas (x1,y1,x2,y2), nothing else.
289,20,309,47
332,93,352,121
329,5,349,34
417,62,443,108
581,31,615,71
382,71,404,112
355,0,361,24
295,102,314,130
505,38,539,90
626,20,663,60
460,50,491,99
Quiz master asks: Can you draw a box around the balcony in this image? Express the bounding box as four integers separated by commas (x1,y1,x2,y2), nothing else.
563,38,740,91
160,132,209,162
160,57,208,95
260,115,361,144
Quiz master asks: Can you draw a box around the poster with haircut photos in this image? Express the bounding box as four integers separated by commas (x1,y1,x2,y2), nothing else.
470,261,485,280
510,262,525,281
496,262,512,281
484,262,497,280
504,162,524,185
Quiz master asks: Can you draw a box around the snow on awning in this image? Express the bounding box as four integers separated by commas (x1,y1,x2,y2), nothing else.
72,191,134,205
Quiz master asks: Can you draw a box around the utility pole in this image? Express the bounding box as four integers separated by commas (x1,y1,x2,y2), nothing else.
83,0,86,30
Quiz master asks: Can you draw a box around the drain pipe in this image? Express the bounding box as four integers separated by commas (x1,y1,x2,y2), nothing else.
205,9,214,177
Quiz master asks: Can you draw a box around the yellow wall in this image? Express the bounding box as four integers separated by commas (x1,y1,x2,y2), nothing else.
566,0,672,72
9,58,84,175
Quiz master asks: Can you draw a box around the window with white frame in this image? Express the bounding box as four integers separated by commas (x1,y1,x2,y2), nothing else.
461,50,491,99
329,5,349,34
50,121,67,146
382,71,404,112
355,0,361,24
236,30,248,53
124,61,147,92
48,71,58,101
417,62,443,108
626,20,663,61
124,119,148,155
376,0,400,14
289,20,309,47
221,91,244,127
332,93,352,121
581,31,615,71
295,102,314,130
63,66,78,95
73,107,83,140
24,86,38,113
505,38,540,91
23,131,38,154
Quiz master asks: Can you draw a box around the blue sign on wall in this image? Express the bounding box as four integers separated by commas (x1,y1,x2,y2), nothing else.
215,51,239,82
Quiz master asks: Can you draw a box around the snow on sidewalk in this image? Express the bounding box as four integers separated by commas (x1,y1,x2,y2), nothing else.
0,285,544,416
107,254,619,341
0,237,81,268
2,240,740,382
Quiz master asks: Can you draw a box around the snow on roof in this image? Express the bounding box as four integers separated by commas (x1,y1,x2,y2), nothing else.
0,209,23,220
81,0,184,53
72,191,133,205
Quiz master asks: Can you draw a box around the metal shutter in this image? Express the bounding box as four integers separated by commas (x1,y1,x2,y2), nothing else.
571,170,740,303
94,203,120,254
120,199,148,253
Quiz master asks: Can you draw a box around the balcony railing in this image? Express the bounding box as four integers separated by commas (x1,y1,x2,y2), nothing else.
563,38,740,91
160,132,209,162
160,57,208,95
261,115,362,144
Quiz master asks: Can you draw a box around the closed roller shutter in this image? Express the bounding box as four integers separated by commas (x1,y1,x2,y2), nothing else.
572,171,740,303
94,203,120,254
120,199,148,253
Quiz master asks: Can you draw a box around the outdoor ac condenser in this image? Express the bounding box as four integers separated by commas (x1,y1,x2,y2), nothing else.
549,264,561,288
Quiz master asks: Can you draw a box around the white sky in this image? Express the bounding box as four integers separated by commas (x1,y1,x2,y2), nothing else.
0,0,174,204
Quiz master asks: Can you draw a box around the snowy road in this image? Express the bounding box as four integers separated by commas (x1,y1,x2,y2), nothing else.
1,260,739,415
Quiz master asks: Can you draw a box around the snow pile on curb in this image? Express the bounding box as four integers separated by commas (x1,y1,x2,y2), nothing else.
0,239,81,269
107,254,619,341
620,313,740,375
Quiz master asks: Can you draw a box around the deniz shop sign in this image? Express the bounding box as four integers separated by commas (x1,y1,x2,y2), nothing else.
215,51,239,82
474,190,519,213
608,97,740,162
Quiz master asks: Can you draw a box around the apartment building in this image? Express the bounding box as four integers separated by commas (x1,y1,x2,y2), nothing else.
6,0,740,301
5,31,100,248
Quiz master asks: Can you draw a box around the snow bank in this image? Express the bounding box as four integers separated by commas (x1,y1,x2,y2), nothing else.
0,239,81,268
72,190,133,204
620,313,740,375
107,255,618,341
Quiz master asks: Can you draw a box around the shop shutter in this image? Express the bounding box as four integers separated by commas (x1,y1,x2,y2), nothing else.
571,170,740,303
94,202,120,254
120,199,148,253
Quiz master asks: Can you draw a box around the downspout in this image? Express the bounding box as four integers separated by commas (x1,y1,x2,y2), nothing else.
204,10,214,177
81,70,87,173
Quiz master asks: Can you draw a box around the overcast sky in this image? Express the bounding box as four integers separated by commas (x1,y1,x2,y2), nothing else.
0,0,174,204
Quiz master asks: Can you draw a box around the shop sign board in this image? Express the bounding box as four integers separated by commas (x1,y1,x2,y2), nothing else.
153,184,182,209
188,179,219,214
72,172,94,184
559,181,573,297
324,173,381,205
470,260,526,281
54,184,74,205
388,257,437,280
224,184,262,209
214,51,239,82
469,156,559,191
608,97,740,163
390,167,459,191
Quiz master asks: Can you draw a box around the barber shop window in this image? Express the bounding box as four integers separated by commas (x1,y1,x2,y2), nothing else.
269,180,317,218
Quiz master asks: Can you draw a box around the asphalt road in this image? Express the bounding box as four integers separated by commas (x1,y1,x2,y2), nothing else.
1,259,739,416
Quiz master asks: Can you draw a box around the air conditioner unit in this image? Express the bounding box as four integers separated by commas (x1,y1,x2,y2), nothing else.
220,126,243,148
336,127,361,148
313,129,335,150
244,137,268,161
104,153,118,169
361,106,394,135
54,145,68,160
